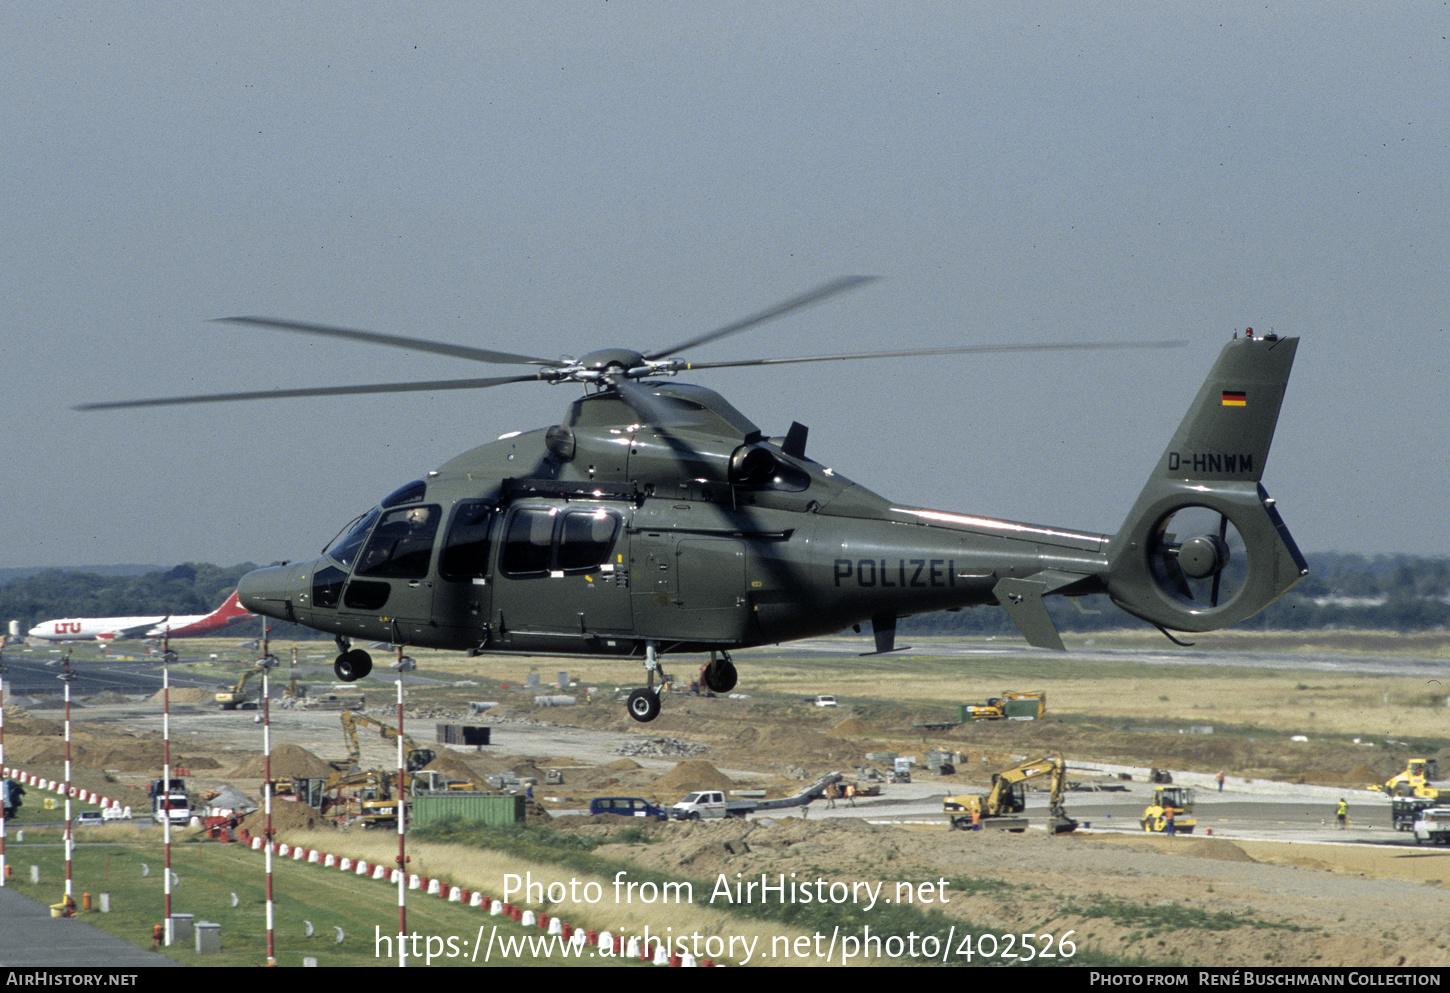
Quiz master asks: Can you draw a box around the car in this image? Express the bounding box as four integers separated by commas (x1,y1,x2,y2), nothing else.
1412,806,1450,845
76,810,105,826
589,797,668,820
811,695,838,707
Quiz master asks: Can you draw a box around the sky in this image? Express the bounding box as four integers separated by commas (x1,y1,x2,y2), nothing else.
2,2,1447,570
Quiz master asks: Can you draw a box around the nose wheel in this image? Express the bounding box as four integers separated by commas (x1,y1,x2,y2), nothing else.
626,642,670,723
333,637,373,681
626,688,661,722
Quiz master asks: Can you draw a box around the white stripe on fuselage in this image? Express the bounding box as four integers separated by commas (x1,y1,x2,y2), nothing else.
892,507,1106,546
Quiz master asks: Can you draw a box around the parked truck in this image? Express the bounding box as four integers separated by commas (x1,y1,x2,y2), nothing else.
149,778,190,826
670,772,843,821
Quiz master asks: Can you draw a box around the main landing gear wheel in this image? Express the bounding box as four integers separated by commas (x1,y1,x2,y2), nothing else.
702,652,737,694
627,688,661,723
334,648,373,682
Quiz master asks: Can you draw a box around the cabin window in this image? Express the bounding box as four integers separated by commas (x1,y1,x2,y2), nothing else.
343,580,391,611
500,508,555,576
500,506,620,576
355,505,441,579
440,502,495,581
558,509,620,572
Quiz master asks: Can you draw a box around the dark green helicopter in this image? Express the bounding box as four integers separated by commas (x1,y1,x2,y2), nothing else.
81,279,1306,723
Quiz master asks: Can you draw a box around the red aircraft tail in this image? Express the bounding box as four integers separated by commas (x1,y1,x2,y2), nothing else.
167,591,256,637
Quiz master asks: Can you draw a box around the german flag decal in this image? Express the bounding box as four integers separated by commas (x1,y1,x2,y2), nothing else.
1221,390,1247,407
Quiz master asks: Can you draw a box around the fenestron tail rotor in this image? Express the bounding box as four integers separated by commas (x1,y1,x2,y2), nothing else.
1148,505,1248,610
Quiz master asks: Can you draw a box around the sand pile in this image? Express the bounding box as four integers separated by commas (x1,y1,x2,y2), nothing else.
0,731,216,772
657,759,735,793
228,743,336,780
147,687,215,705
239,798,326,833
422,750,492,786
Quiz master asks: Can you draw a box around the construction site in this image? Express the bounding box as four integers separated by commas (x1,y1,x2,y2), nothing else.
2,632,1449,968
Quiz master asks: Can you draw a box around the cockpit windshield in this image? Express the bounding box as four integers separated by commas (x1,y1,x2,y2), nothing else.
323,508,380,568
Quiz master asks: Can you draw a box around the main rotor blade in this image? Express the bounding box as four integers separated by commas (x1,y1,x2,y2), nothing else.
215,316,566,368
672,339,1186,372
609,377,691,427
642,275,879,361
75,375,542,411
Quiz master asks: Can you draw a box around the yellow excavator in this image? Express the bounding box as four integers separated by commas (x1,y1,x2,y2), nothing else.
215,665,263,710
339,710,437,774
944,752,1078,834
335,711,442,826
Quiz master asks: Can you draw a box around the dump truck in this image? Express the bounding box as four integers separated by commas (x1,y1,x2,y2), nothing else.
944,752,1077,834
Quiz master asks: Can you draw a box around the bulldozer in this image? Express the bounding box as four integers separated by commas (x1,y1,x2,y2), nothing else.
944,752,1078,835
1141,785,1196,834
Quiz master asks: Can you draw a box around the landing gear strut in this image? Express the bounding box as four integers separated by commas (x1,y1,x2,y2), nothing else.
626,642,670,723
333,636,373,682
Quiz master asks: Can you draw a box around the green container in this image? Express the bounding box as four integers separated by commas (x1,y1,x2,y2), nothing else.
411,792,524,826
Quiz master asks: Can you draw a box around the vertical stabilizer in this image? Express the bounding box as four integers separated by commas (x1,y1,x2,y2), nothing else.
1107,334,1308,633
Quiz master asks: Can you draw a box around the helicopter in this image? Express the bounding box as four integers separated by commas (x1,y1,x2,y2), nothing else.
80,279,1307,723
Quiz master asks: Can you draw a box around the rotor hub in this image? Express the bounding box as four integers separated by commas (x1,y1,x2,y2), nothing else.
1176,534,1230,579
576,348,647,374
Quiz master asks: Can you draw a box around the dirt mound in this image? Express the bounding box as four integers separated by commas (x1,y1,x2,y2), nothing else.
1345,764,1382,786
657,759,736,793
830,717,874,736
423,750,488,785
1177,838,1258,863
0,731,216,773
84,691,137,705
735,726,863,765
228,743,335,780
239,798,326,833
148,687,215,705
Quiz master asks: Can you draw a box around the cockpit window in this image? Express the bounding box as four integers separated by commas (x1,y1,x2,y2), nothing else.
355,504,441,579
381,480,427,508
324,509,380,569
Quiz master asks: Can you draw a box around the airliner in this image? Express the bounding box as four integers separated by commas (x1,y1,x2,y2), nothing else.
27,591,255,642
